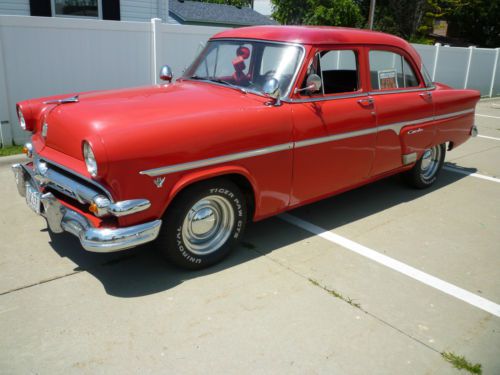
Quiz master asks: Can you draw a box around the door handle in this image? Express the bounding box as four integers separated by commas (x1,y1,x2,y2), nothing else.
419,92,432,100
357,97,374,107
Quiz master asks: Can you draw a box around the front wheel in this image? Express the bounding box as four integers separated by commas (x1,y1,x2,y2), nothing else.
156,179,247,270
404,144,446,189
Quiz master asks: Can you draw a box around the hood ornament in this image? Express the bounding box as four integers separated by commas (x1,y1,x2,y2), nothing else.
44,95,79,105
154,177,166,188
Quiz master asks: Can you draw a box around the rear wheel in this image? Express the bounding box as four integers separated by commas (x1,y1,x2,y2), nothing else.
157,179,246,269
404,144,446,189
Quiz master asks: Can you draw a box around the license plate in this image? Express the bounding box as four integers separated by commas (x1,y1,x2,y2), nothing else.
25,185,41,215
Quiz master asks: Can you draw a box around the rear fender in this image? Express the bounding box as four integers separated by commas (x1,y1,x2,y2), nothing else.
400,122,436,158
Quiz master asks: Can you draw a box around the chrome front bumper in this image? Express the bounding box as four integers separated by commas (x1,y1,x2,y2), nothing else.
12,162,162,253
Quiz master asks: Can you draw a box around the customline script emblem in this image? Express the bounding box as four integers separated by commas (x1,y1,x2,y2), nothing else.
154,177,166,188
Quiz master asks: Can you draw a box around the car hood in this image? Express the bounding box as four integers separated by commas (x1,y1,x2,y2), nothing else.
42,81,267,160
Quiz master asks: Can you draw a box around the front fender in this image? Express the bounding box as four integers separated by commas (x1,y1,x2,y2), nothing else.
163,165,260,219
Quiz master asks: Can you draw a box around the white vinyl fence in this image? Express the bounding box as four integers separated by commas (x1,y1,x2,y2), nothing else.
0,15,499,147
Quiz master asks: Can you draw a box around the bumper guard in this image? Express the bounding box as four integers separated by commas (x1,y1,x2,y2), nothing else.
12,162,162,253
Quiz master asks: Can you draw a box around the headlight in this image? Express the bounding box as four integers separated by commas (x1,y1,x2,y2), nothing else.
83,142,98,177
17,108,26,130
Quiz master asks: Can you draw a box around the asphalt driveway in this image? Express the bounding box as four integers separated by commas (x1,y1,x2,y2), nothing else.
0,100,499,374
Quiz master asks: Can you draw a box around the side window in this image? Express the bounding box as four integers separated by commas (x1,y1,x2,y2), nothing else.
318,50,359,94
369,50,420,90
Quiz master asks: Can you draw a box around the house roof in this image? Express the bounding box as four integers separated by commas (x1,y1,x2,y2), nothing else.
168,0,278,26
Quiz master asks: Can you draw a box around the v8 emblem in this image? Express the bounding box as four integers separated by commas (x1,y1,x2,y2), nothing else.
154,177,165,188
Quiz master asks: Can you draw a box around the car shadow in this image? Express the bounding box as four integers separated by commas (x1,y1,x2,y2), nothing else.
47,167,472,298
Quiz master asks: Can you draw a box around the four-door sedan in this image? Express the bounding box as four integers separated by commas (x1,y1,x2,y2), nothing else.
12,26,480,269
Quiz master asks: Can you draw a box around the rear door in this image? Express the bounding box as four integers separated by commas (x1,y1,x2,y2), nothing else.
367,48,435,176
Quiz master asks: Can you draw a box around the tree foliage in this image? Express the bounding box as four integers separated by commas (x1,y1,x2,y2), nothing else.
445,0,500,48
271,0,363,27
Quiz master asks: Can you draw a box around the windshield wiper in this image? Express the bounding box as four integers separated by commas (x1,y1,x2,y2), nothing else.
188,76,247,94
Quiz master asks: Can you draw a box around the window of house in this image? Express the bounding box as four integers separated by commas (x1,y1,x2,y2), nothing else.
301,49,359,95
52,0,102,18
369,50,420,90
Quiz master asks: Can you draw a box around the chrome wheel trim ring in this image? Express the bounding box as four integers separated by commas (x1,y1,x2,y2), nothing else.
181,195,235,256
420,145,441,181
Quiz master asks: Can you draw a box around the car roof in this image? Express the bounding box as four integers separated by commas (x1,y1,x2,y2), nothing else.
211,26,421,65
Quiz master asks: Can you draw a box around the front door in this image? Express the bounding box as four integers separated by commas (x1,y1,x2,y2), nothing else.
290,46,377,206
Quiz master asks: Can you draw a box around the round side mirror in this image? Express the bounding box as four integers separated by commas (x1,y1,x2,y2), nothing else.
159,65,173,83
263,78,281,100
306,74,322,92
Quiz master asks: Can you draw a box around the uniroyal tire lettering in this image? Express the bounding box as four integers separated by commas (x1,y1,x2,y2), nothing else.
176,226,202,264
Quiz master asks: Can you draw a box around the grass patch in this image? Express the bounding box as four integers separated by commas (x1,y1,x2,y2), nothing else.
0,145,24,157
309,278,361,309
442,352,482,374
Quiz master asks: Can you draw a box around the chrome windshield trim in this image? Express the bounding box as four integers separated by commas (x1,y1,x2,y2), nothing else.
140,108,475,176
184,38,306,100
140,142,293,177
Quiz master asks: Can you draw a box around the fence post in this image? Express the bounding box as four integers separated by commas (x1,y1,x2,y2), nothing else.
489,48,500,98
151,18,161,85
0,22,13,147
464,46,474,89
431,43,440,81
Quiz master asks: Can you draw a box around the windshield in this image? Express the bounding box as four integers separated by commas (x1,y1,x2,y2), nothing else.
183,40,304,97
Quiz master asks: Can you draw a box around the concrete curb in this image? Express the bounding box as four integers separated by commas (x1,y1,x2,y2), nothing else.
0,154,25,167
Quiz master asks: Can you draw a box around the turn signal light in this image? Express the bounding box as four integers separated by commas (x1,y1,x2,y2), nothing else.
89,203,98,214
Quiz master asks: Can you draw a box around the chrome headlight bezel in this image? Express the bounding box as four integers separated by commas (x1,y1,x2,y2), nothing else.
83,142,98,178
17,108,26,130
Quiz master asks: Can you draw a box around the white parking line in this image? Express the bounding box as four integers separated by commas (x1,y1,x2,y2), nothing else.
280,213,500,317
478,134,500,141
443,166,500,184
476,114,500,119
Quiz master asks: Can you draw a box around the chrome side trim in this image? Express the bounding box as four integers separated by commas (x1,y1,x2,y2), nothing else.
295,127,376,149
378,109,474,135
378,115,434,135
402,152,417,165
139,108,475,176
140,142,293,177
434,108,475,121
368,87,436,95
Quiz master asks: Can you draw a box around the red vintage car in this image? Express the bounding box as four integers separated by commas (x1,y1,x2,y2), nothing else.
12,26,479,269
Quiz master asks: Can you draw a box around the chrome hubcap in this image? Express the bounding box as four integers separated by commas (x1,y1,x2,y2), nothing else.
182,195,234,255
420,145,441,180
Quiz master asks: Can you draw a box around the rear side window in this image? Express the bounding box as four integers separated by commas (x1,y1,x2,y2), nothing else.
369,50,420,90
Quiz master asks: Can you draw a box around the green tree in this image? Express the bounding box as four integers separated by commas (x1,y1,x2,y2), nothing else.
271,0,363,26
304,0,363,27
445,0,500,47
271,0,310,25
